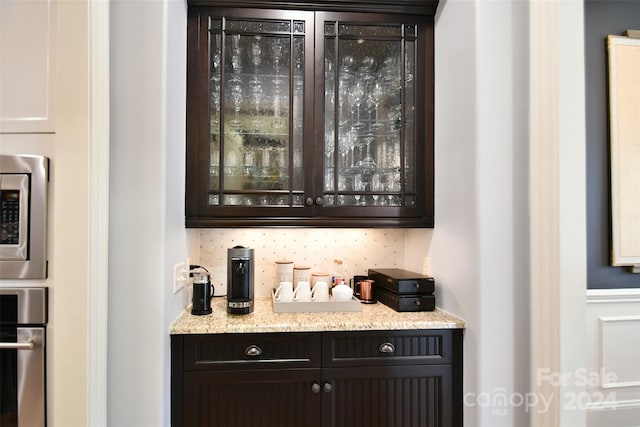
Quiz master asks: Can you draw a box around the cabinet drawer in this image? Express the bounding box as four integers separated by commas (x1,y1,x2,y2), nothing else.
184,332,321,371
323,330,456,367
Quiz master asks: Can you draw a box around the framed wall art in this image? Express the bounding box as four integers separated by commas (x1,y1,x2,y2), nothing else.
608,33,640,271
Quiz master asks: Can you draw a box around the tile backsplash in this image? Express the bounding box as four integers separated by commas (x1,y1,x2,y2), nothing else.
200,229,412,297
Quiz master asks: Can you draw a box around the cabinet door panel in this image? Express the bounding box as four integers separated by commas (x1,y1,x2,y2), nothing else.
186,8,316,220
314,12,430,220
183,369,322,427
323,365,453,427
0,0,55,133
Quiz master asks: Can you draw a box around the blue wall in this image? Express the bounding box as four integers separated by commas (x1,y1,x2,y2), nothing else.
585,0,640,289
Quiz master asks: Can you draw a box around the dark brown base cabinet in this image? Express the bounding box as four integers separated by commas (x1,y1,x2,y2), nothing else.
171,329,463,427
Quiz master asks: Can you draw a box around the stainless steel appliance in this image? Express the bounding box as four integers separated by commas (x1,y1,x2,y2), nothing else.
0,287,48,427
0,155,49,279
227,246,254,314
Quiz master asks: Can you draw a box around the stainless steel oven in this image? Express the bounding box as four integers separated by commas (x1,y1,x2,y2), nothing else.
0,155,49,279
0,287,48,427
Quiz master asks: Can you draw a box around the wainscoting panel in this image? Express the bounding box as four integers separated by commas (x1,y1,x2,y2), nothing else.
587,289,640,427
600,316,640,388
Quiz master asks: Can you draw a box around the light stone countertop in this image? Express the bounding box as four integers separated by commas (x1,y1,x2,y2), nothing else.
170,296,465,334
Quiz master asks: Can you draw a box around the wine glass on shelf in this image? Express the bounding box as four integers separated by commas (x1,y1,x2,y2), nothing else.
338,55,355,126
337,126,351,169
325,125,335,163
351,79,367,130
371,173,382,205
340,55,355,78
357,133,377,173
230,35,242,76
229,82,243,129
346,127,358,168
385,171,401,206
358,56,377,85
369,81,385,130
271,38,285,89
353,174,364,206
381,56,402,93
251,84,263,133
249,37,262,88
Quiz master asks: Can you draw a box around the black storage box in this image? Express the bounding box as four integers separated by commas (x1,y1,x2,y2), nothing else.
368,268,436,312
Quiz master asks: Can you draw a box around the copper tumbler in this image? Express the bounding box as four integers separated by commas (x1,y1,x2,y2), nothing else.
355,279,376,303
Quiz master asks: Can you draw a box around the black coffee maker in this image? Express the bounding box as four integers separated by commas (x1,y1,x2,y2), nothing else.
227,246,254,314
191,269,213,315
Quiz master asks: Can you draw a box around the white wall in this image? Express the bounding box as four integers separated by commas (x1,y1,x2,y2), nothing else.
427,0,531,425
109,0,194,426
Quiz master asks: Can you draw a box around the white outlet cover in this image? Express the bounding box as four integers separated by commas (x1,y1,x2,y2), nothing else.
173,261,186,293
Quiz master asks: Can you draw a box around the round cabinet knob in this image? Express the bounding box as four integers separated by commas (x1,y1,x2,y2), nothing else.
414,282,420,289
378,342,395,354
323,383,333,393
305,197,314,206
244,345,262,357
315,196,324,206
311,383,321,393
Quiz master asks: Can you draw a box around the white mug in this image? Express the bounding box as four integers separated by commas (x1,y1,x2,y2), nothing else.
332,283,354,301
293,281,312,302
311,281,330,302
311,272,331,288
293,265,311,288
274,281,294,302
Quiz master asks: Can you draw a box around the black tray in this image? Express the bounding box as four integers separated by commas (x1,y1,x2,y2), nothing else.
368,268,434,295
375,286,436,312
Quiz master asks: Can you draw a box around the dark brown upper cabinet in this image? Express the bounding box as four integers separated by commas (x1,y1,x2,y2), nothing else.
185,0,438,227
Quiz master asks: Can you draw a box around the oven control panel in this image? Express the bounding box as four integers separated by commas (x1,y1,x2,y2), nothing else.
1,189,20,245
0,174,29,261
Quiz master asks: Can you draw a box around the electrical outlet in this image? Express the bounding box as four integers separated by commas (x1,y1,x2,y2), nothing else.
173,261,188,293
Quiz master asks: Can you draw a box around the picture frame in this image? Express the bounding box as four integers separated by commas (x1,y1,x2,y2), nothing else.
607,34,640,271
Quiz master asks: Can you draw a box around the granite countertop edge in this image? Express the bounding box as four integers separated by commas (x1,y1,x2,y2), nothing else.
170,297,465,335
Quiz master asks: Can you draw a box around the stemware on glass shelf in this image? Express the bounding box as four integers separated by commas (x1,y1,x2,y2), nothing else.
370,173,382,205
323,36,413,207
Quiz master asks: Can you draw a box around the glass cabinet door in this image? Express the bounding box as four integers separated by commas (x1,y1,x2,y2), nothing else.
318,13,425,215
205,11,313,212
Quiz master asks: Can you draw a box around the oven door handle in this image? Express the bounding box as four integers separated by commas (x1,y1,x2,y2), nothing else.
0,338,34,350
